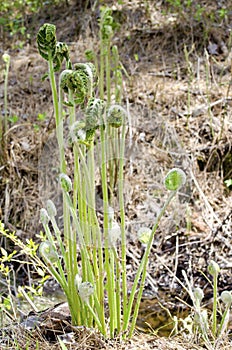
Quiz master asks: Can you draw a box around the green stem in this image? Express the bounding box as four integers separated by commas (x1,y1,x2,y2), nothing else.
124,190,177,337
88,143,106,331
113,247,121,334
212,273,218,337
118,119,127,328
100,124,116,338
217,304,231,337
42,223,67,287
99,32,105,100
50,217,66,263
85,301,105,335
106,40,111,106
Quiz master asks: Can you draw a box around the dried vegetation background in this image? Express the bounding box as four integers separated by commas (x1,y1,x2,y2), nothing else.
0,0,232,349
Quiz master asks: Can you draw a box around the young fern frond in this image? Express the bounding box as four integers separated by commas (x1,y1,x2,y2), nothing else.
37,24,71,72
37,23,57,61
74,63,98,98
107,104,125,128
100,7,114,42
60,64,97,106
85,98,105,143
86,98,105,130
54,41,72,71
60,69,74,93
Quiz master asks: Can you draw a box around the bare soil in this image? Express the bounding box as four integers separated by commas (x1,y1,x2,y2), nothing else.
0,0,232,349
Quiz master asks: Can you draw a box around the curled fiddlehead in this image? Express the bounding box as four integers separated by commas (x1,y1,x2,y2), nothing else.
107,104,126,128
54,41,72,71
59,173,72,192
37,23,71,72
164,168,186,191
100,7,114,42
60,63,98,105
86,98,105,130
74,62,98,97
39,241,59,264
68,99,105,147
60,69,73,93
85,98,105,143
37,23,57,61
69,121,87,146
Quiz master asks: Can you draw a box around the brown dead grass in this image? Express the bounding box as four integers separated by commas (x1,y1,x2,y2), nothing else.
0,0,232,349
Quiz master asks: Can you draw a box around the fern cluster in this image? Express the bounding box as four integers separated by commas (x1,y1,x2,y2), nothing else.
36,19,185,339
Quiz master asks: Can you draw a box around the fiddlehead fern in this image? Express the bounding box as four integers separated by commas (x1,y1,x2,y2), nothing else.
86,98,105,131
54,41,72,71
100,7,114,42
59,173,72,192
74,62,98,98
85,98,105,143
37,23,57,61
107,104,126,128
60,69,73,93
37,23,71,72
60,63,98,105
39,241,59,264
164,168,186,191
69,121,87,146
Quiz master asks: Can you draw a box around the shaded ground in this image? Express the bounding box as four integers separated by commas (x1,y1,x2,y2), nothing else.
0,0,232,349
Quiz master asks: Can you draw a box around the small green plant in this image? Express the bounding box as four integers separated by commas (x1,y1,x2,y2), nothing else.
183,261,232,349
0,0,65,41
224,179,232,188
0,222,51,321
33,112,47,131
8,115,19,124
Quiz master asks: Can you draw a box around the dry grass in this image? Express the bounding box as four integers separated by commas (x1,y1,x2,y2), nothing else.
0,0,232,349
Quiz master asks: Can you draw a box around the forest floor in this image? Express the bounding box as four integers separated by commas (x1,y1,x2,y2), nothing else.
0,0,232,349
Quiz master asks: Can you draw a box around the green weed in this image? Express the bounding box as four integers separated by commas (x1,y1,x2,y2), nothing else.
182,262,232,349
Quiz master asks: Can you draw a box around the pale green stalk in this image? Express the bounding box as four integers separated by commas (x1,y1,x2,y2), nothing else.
112,45,122,104
99,29,105,100
217,300,232,337
212,272,218,337
42,224,66,282
85,301,104,334
125,190,177,337
68,89,78,210
57,80,79,324
87,143,106,330
64,191,103,299
113,247,121,333
109,248,117,330
48,61,75,310
40,224,68,297
208,260,220,338
106,40,111,106
48,55,62,166
100,123,117,337
64,190,97,325
118,118,127,327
